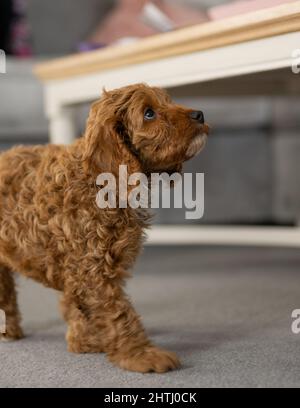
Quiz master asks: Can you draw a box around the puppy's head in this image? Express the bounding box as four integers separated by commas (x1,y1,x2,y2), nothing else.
83,83,209,175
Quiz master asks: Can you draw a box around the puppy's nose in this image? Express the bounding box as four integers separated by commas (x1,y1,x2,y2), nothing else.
190,110,205,124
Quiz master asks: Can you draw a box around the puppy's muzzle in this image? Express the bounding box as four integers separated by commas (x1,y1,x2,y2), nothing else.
186,111,210,160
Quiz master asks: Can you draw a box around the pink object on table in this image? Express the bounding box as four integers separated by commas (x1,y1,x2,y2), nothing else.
208,0,294,20
85,0,208,51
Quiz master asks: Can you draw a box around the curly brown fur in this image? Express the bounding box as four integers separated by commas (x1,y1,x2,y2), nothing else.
0,84,208,372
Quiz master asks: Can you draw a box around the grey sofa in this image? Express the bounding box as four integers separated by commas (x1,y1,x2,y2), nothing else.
0,0,299,225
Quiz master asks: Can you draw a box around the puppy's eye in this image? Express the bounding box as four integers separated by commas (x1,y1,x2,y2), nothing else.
144,108,156,121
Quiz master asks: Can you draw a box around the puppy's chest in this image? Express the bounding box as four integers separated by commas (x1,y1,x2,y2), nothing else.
93,208,150,241
61,206,149,244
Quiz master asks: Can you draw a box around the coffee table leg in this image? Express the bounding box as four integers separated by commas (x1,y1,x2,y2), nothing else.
48,106,77,145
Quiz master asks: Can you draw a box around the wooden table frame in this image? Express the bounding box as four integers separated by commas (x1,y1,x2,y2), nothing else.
35,3,300,247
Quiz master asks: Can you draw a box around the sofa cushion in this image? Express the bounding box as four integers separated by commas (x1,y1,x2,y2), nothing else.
155,129,272,224
273,131,300,223
0,57,48,140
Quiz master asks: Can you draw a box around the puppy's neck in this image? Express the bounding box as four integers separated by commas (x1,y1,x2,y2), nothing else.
71,137,143,180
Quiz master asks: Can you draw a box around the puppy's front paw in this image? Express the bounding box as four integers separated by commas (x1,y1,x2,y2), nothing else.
111,346,181,373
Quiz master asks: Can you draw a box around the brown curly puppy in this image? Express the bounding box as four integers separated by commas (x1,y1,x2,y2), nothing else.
0,84,208,373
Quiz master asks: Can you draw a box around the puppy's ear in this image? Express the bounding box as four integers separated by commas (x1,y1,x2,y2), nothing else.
82,98,118,175
82,87,141,176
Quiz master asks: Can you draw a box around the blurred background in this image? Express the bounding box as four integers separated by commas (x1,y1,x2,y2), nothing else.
0,0,299,226
1,0,300,388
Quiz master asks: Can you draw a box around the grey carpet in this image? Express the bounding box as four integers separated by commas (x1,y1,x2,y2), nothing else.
1,246,300,388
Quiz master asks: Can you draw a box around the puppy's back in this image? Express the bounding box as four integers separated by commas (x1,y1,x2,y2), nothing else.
0,144,64,218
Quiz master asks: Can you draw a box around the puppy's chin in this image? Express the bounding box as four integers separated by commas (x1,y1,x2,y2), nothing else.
185,133,207,160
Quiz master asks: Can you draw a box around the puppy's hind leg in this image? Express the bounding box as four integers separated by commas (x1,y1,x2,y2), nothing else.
0,265,24,341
